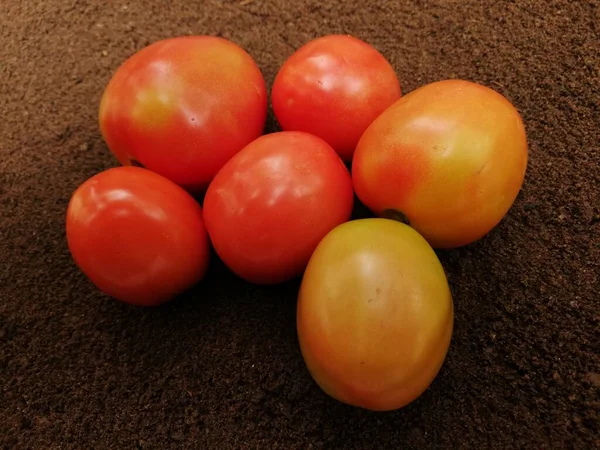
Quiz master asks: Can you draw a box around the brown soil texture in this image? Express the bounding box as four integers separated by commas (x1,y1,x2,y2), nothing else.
1,0,599,448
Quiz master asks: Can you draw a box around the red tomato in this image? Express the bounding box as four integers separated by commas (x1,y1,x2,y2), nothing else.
297,218,454,411
99,36,267,193
66,166,211,306
352,79,528,248
203,131,354,284
271,34,401,162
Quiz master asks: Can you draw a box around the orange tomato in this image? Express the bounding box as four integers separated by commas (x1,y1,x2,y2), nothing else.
297,218,453,411
352,79,528,248
99,36,267,193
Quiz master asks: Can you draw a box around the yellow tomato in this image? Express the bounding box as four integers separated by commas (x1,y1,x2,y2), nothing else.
297,218,454,411
352,79,528,248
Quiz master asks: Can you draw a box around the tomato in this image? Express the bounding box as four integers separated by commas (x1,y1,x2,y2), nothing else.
66,166,211,306
352,79,528,248
203,131,354,285
98,35,267,193
271,34,401,162
297,218,453,411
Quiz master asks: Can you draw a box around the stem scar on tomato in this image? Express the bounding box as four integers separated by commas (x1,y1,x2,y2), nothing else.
383,208,410,225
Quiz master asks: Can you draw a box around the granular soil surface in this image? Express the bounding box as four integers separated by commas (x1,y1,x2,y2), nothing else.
1,0,599,448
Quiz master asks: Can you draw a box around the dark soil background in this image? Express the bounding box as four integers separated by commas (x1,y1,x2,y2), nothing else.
1,0,599,448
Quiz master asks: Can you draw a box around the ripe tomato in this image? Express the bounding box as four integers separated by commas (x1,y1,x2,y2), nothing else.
66,166,211,306
352,79,528,248
99,35,267,193
271,34,401,162
297,218,454,411
203,131,354,285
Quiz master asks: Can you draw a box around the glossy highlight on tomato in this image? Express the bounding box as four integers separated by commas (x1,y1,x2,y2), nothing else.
66,166,211,306
352,79,528,248
272,34,401,162
297,218,454,411
203,131,354,285
99,35,267,193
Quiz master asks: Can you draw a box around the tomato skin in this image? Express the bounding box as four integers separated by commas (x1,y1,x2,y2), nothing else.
203,131,354,285
99,35,267,193
66,166,211,306
352,79,528,249
297,218,453,411
271,35,401,162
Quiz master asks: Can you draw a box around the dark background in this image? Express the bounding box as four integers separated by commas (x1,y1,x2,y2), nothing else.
1,0,599,448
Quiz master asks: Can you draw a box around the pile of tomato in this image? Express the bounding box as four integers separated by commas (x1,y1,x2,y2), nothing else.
66,35,528,411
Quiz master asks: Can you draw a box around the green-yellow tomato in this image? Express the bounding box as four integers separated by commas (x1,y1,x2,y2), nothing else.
297,218,454,411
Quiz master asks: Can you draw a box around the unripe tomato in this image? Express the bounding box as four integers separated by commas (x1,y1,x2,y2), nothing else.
66,166,211,306
99,36,267,193
352,79,528,248
271,34,401,162
297,218,453,411
203,131,354,285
